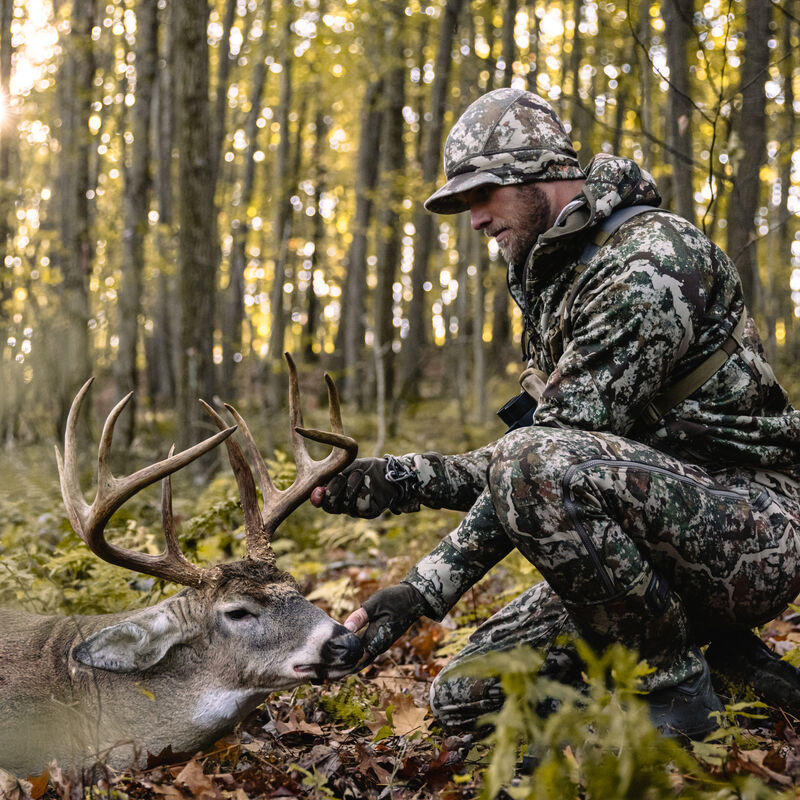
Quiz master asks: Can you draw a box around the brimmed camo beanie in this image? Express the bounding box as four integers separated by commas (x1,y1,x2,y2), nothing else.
425,87,585,214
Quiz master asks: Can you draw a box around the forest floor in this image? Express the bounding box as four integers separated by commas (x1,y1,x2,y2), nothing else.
9,559,800,800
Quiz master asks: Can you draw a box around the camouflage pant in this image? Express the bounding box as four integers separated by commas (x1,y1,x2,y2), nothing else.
429,427,800,730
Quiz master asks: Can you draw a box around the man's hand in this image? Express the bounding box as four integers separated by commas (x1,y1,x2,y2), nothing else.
344,583,432,665
310,457,400,518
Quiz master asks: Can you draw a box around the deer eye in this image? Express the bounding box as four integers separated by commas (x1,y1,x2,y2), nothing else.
224,607,257,621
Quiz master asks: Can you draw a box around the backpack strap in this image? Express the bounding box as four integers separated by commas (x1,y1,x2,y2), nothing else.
640,312,747,425
558,204,748,427
561,205,661,340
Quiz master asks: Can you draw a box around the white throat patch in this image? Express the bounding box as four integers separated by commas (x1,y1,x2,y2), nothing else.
191,688,264,728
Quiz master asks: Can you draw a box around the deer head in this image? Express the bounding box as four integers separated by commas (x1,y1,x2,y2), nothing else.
8,354,364,772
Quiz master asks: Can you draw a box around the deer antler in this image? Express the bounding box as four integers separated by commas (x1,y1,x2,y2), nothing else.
55,378,237,588
202,353,358,562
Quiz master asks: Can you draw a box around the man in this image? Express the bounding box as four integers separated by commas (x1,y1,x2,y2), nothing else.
313,88,800,739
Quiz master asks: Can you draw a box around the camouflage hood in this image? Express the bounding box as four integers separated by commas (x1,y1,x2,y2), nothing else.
508,153,662,303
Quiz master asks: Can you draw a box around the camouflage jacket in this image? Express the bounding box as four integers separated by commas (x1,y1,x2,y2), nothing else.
395,155,800,515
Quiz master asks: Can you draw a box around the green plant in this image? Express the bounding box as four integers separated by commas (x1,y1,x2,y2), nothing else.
457,641,792,800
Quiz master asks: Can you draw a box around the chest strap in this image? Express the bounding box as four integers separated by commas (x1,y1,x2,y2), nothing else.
641,312,747,425
560,204,747,426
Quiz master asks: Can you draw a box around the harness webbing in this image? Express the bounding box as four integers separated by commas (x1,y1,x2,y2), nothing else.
564,205,746,426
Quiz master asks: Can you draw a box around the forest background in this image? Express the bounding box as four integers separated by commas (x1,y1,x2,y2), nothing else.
1,0,800,797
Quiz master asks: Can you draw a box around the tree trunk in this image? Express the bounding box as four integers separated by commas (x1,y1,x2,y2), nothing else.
303,101,328,363
338,80,382,405
0,0,13,309
146,0,177,408
526,4,540,92
637,0,653,165
374,8,407,420
222,23,269,390
399,0,463,400
726,0,770,309
662,0,695,225
116,0,158,445
267,7,295,364
778,6,797,363
500,0,517,86
211,0,237,189
175,0,216,447
53,0,96,437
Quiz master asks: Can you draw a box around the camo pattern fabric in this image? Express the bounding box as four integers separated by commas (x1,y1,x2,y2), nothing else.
510,153,800,470
425,88,585,214
409,426,800,726
391,445,497,513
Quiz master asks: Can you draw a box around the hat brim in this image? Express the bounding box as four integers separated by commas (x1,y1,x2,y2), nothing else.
424,171,506,214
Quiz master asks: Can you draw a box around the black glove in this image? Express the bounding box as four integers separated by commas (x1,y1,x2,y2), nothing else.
359,583,432,663
321,457,401,518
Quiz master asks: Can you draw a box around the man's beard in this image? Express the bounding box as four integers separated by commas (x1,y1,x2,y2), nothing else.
492,182,552,265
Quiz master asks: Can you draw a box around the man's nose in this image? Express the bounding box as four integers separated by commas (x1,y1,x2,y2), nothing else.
470,204,491,230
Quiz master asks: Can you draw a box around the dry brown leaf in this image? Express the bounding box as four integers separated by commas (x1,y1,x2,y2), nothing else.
731,747,793,786
390,692,430,737
175,759,223,800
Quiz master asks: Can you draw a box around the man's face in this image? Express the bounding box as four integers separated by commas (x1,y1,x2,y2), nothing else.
464,182,555,264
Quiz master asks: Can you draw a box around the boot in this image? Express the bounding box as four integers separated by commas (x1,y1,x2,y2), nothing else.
646,650,724,740
564,568,723,739
707,628,800,715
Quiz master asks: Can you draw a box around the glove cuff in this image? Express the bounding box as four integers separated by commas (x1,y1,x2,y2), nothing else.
384,455,421,513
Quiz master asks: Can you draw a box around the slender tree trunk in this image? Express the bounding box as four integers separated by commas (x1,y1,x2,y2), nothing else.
568,0,592,161
0,0,13,309
116,0,158,444
175,0,216,446
473,235,488,424
637,0,653,165
267,7,295,364
53,0,96,437
374,7,407,419
222,23,269,390
662,0,695,224
526,3,540,92
500,0,516,86
338,80,383,404
304,101,328,363
211,0,236,189
399,0,463,399
146,0,177,408
726,0,770,309
778,7,797,361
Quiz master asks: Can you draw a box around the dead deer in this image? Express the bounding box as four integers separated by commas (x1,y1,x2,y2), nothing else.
0,355,362,776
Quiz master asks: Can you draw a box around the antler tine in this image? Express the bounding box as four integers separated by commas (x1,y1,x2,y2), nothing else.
252,352,358,539
285,352,314,475
55,380,237,588
200,399,273,563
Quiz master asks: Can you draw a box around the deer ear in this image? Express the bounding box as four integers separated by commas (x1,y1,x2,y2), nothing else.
72,606,186,672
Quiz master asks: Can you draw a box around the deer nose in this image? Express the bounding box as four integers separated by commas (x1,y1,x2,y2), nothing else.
323,629,363,666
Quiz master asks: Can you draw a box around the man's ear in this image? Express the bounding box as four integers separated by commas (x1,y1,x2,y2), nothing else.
71,605,187,673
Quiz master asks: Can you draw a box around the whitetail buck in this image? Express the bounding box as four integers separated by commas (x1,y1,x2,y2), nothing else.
0,355,362,776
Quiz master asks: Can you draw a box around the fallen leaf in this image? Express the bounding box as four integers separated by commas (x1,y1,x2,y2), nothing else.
175,759,223,800
389,692,430,736
25,772,48,800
